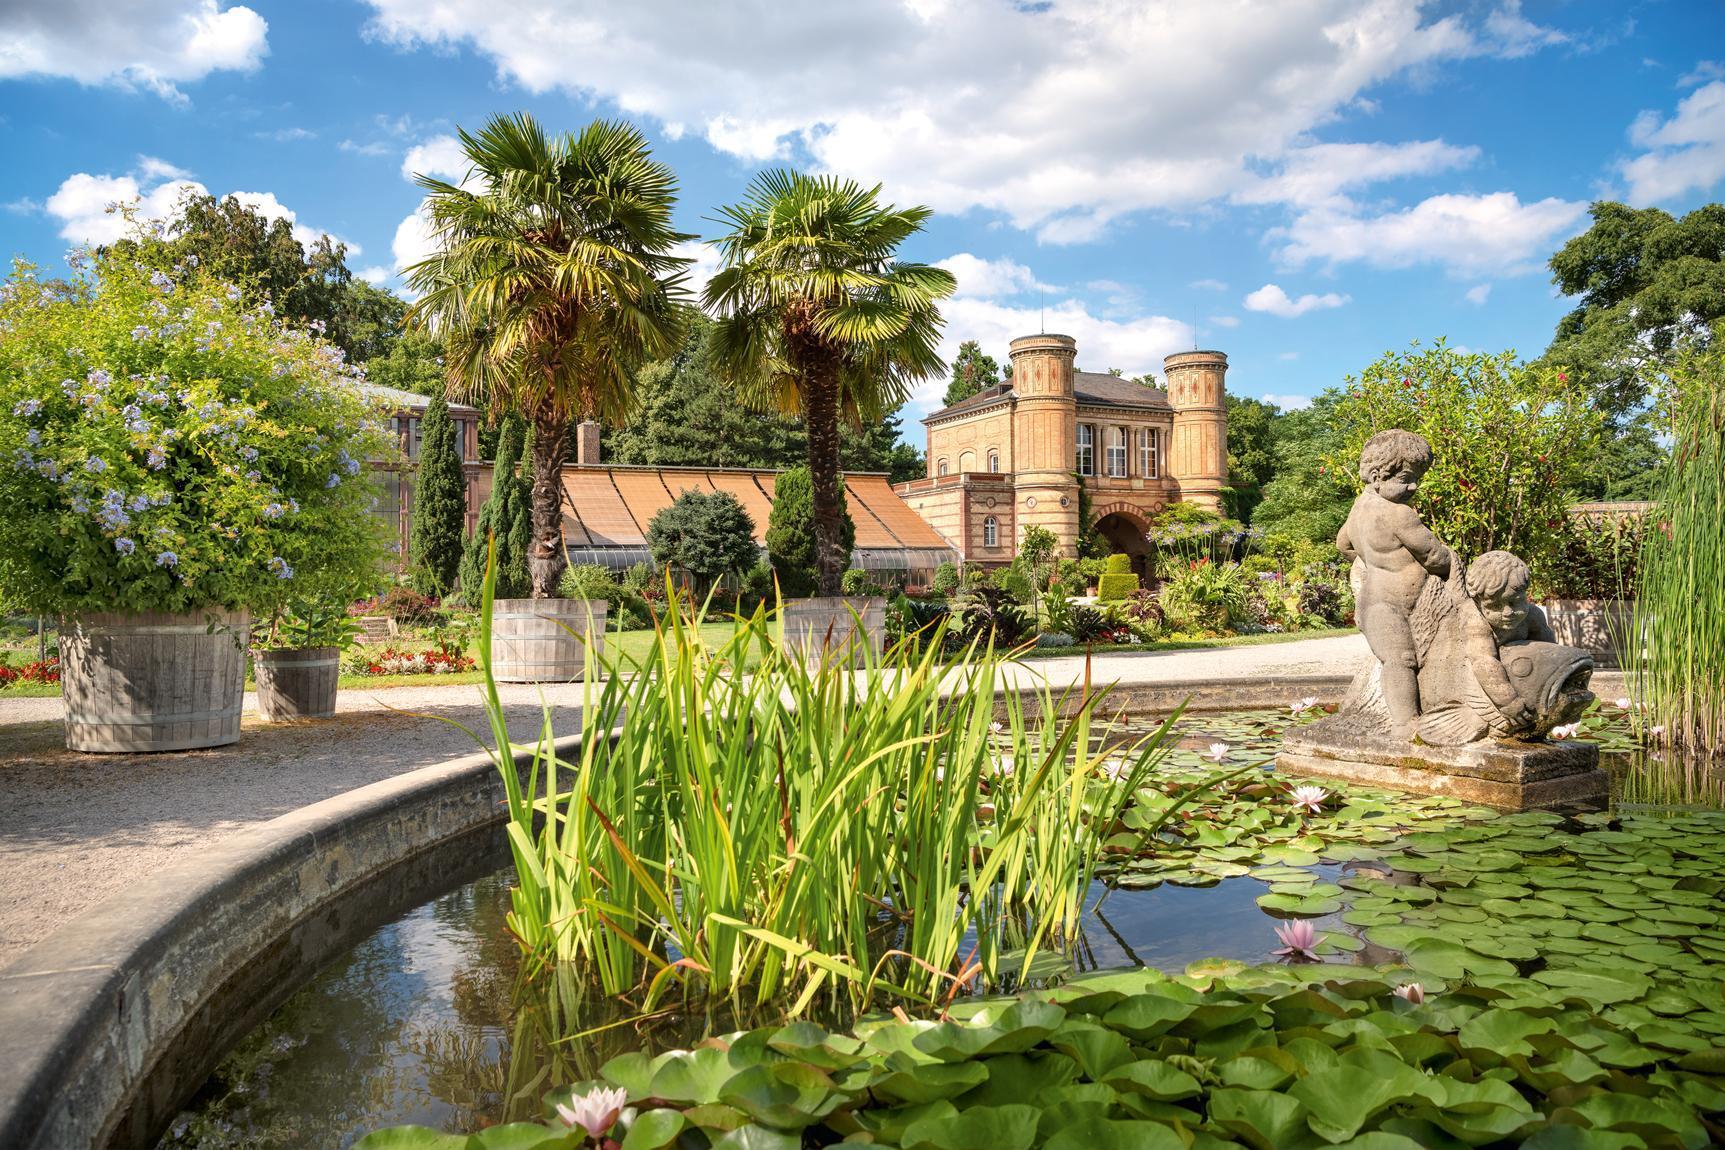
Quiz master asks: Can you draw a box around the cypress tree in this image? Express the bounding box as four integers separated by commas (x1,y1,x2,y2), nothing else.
458,413,531,600
766,466,855,598
408,393,467,596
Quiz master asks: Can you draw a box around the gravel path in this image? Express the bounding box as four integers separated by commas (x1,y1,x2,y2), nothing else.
0,634,1367,969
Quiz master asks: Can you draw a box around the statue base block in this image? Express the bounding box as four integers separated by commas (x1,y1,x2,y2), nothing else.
1277,723,1607,811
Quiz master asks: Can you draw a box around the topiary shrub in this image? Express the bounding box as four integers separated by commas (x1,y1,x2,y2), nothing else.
1097,572,1140,602
1104,553,1132,575
646,490,759,599
841,568,886,597
929,561,959,597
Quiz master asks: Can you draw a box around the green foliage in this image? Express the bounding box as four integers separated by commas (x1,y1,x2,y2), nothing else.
645,490,759,597
1635,342,1725,752
840,568,886,597
1223,395,1282,521
408,393,467,595
556,563,621,602
1534,513,1645,600
0,246,390,616
468,561,1173,1015
1250,396,1352,545
1323,341,1604,570
1072,478,1108,559
406,114,691,597
1096,572,1140,602
943,338,1000,407
1546,200,1725,422
705,169,955,595
255,599,363,651
1104,553,1132,575
460,414,529,598
1157,559,1249,632
766,466,856,598
930,561,960,597
364,329,446,397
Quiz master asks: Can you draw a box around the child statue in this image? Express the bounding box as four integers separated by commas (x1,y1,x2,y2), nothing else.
1335,429,1453,741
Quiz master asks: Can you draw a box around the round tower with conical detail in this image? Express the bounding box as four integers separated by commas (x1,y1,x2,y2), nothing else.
1164,349,1229,512
1008,333,1081,552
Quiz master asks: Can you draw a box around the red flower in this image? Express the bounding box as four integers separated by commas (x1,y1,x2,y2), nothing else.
1557,371,1568,382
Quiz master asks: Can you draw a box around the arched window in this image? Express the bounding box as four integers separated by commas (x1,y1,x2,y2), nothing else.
1075,424,1095,476
1140,429,1160,478
983,516,998,548
958,450,976,473
987,449,1000,473
1105,426,1128,477
937,457,949,477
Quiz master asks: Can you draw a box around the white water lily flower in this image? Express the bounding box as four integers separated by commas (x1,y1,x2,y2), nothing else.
556,1085,627,1139
1650,725,1666,739
1614,697,1632,710
1201,742,1230,763
1393,982,1426,1004
1548,723,1581,741
1291,785,1328,815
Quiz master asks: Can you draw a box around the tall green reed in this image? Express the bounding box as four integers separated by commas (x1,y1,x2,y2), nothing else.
1634,344,1725,753
466,551,1171,1015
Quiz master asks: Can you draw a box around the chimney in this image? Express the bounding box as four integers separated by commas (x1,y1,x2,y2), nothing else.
575,420,601,467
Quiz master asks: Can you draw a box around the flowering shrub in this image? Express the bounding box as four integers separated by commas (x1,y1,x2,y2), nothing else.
0,244,392,617
344,643,475,676
349,586,442,626
0,657,61,686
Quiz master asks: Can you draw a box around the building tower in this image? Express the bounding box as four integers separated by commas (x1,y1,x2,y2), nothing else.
1008,333,1081,552
1164,350,1229,512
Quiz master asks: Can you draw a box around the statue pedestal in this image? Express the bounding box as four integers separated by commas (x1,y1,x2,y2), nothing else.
1277,719,1607,811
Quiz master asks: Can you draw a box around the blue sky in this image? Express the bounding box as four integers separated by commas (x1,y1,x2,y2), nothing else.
4,0,1723,429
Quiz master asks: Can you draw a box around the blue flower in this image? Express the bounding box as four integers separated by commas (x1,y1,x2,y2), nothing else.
128,494,149,513
24,428,40,447
86,368,111,388
244,470,260,483
13,398,41,416
36,460,59,480
326,473,340,488
263,502,284,519
239,445,258,461
155,551,178,568
114,537,136,555
225,284,242,301
146,448,167,470
149,270,175,294
268,556,294,580
131,326,151,341
83,456,107,474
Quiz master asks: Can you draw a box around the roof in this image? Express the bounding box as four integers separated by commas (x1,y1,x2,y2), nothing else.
559,466,956,555
1073,371,1170,410
923,372,1170,423
355,381,479,414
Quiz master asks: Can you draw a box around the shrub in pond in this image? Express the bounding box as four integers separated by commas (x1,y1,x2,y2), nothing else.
466,545,1178,1013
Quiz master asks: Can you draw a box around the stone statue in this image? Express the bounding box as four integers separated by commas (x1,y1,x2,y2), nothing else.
1325,430,1595,748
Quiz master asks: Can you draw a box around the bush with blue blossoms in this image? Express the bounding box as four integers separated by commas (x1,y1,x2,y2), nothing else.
0,242,393,616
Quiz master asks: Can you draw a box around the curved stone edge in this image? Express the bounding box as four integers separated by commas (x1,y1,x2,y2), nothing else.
0,667,1629,1150
0,732,583,1150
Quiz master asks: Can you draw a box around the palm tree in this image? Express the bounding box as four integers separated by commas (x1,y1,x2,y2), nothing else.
704,171,955,596
406,113,691,597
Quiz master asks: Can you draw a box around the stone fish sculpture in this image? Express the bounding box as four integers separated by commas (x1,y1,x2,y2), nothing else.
1316,427,1595,747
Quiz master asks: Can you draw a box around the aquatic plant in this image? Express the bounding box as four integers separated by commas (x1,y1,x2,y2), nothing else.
1289,785,1328,815
467,548,1173,1014
1271,919,1318,960
1635,342,1725,752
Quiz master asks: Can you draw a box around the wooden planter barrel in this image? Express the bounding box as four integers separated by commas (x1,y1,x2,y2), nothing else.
1540,598,1633,669
780,597,887,664
60,609,250,753
253,646,341,721
491,598,606,683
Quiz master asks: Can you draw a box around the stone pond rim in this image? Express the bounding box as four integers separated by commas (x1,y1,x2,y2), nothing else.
0,670,1625,1150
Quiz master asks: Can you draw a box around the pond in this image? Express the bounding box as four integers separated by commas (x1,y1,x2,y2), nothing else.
156,707,1725,1149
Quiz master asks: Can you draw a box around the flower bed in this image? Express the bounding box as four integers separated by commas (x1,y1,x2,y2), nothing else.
343,644,475,677
0,657,60,687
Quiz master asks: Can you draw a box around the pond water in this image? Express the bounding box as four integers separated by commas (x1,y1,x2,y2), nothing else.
155,707,1724,1149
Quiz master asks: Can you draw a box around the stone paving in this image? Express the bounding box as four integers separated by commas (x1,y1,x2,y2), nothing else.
0,633,1368,969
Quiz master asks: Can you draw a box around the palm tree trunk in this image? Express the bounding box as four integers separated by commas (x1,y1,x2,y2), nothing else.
528,411,571,598
803,366,848,597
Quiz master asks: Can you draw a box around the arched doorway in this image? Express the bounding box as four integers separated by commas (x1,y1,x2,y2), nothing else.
1093,506,1152,583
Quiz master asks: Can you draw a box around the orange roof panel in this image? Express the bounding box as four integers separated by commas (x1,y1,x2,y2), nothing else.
707,472,775,541
848,474,952,550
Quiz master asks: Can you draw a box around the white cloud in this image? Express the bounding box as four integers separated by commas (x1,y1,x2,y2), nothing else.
1190,278,1228,292
392,200,437,274
0,0,268,103
1273,192,1588,276
401,134,472,183
1277,351,1300,361
672,238,722,300
256,126,316,142
1465,283,1492,305
935,253,1051,299
43,161,352,254
1259,392,1312,410
1208,314,1240,329
1679,61,1725,88
1233,139,1478,209
1481,0,1566,59
339,139,394,157
1620,81,1725,205
1243,283,1350,318
357,265,393,285
358,0,1548,242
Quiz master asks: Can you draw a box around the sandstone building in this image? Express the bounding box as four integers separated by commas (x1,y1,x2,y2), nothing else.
894,333,1229,575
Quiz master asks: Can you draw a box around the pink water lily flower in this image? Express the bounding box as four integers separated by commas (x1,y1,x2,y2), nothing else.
1614,697,1633,710
1291,785,1328,815
1289,696,1319,716
1548,722,1581,741
557,1085,628,1140
1394,982,1426,1004
1272,919,1319,960
1201,742,1231,763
